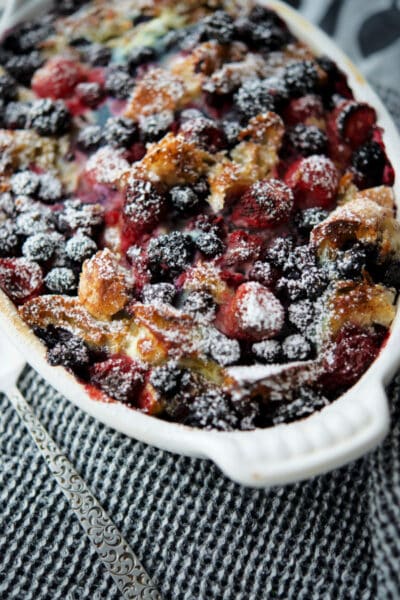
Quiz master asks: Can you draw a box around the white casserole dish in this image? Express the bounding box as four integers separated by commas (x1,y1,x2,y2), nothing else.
1,0,400,487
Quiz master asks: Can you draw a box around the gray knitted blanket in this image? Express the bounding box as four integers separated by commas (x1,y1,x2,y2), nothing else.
1,3,400,599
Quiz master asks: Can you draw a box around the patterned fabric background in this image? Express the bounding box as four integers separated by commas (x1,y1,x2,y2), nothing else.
0,2,399,600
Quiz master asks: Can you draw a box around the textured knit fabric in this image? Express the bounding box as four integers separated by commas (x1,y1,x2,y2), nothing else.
1,7,400,600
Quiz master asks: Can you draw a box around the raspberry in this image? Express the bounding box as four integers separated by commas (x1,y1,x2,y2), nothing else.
150,361,184,397
29,99,71,136
232,179,294,229
10,171,40,196
284,155,339,209
234,79,275,120
219,281,284,342
248,261,275,287
123,179,165,240
141,282,176,305
282,334,311,361
104,66,133,99
252,339,281,363
45,267,77,294
331,100,376,148
201,10,235,44
65,233,97,262
351,141,386,188
37,173,63,204
4,101,30,129
180,117,226,152
286,124,328,156
75,81,104,108
32,57,86,99
0,222,19,257
127,46,156,74
183,291,216,321
283,94,324,126
0,258,43,304
6,51,44,85
0,73,18,103
22,233,56,262
139,110,173,142
221,230,262,267
319,325,382,391
195,232,225,258
184,389,238,431
90,355,146,405
76,125,103,152
47,332,90,371
283,60,319,98
104,116,138,148
269,387,329,425
169,186,201,214
147,232,194,279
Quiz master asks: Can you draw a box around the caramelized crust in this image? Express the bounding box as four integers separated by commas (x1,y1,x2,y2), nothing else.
125,68,188,118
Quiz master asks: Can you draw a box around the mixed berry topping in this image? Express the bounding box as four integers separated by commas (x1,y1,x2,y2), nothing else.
0,0,397,431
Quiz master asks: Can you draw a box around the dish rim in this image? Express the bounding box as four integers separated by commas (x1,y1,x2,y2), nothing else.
1,0,399,487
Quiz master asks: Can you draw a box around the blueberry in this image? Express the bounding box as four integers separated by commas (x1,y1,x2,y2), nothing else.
104,116,138,148
195,232,224,257
150,361,184,397
76,125,103,152
147,231,194,278
65,233,97,262
283,60,319,98
127,46,156,74
104,66,133,99
0,221,19,256
287,124,328,156
282,334,312,361
22,232,56,262
201,10,235,44
139,110,173,142
141,282,176,305
29,99,71,136
10,171,40,196
169,186,200,214
45,267,77,294
252,339,281,363
234,79,275,119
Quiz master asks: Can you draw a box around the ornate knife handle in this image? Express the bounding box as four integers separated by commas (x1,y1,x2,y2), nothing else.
7,386,162,600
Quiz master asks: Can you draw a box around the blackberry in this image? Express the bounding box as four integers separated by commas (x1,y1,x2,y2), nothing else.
4,101,30,129
47,333,90,371
237,7,290,51
300,267,328,299
3,19,53,53
195,232,224,258
141,282,176,305
252,339,281,363
0,222,19,257
351,141,386,187
169,186,200,214
89,356,145,405
65,233,97,262
337,244,368,279
124,179,165,230
295,207,329,233
183,291,216,321
147,231,194,278
234,79,275,119
45,267,77,294
37,173,63,204
265,236,294,268
55,0,87,16
127,46,156,74
276,276,304,302
206,330,241,366
76,125,103,152
291,245,316,273
139,110,173,142
76,82,104,108
10,171,40,196
22,232,56,262
287,124,328,156
222,120,240,147
81,43,112,66
184,389,238,431
29,99,71,136
104,116,138,148
180,116,226,152
283,60,319,98
5,51,44,85
248,261,275,287
282,334,311,361
269,387,329,425
0,73,18,103
104,66,133,99
150,362,184,397
57,200,104,233
383,261,400,289
288,299,315,334
201,10,235,44
16,209,54,236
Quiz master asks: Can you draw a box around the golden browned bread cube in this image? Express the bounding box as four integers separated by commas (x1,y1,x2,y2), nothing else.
125,68,188,118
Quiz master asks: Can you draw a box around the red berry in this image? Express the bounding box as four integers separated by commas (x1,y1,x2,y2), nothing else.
329,100,376,148
232,179,294,229
284,155,339,209
319,325,382,392
89,355,146,405
32,57,87,99
219,230,262,268
217,281,284,342
282,94,324,126
122,179,166,247
0,258,43,304
180,117,226,152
